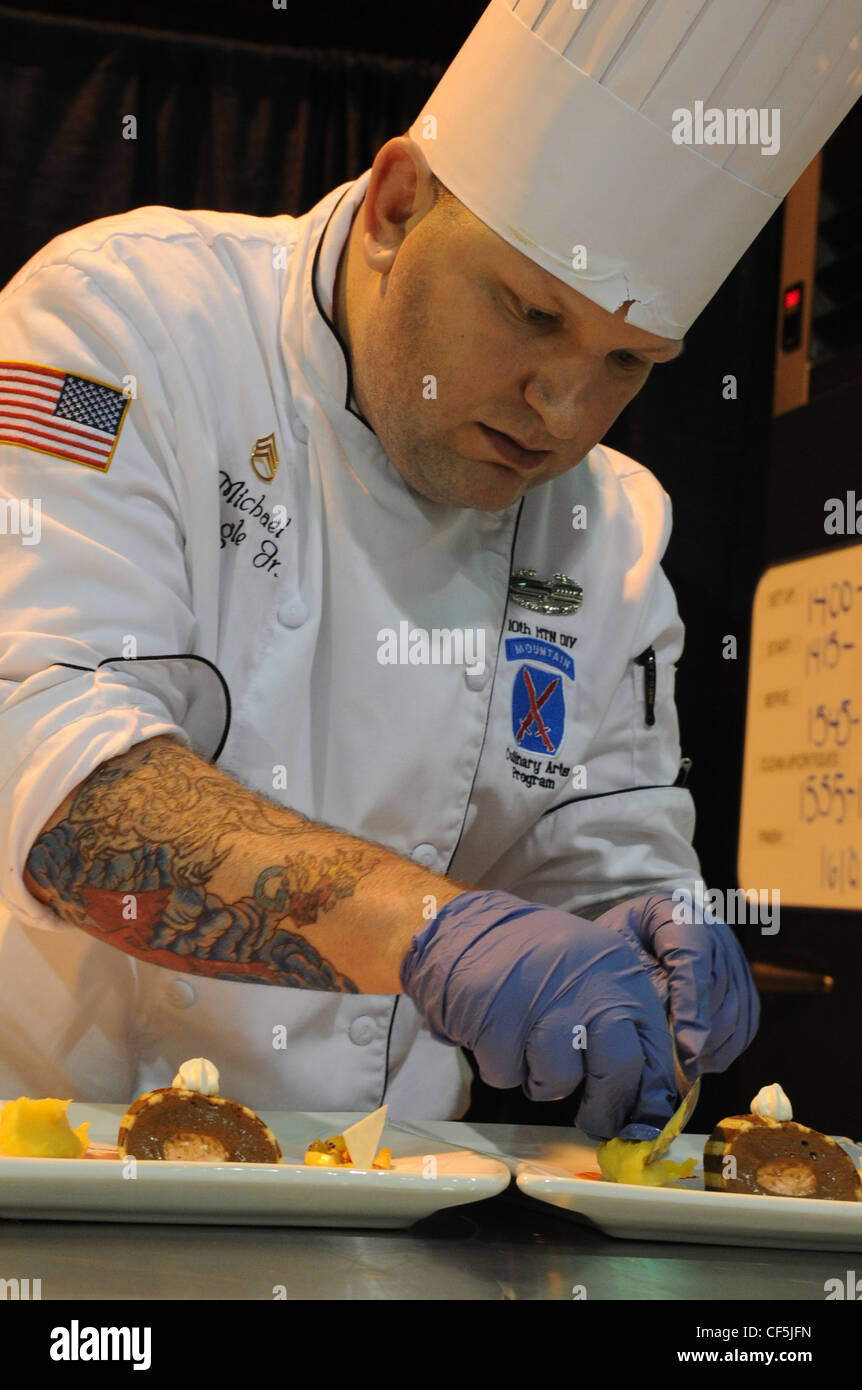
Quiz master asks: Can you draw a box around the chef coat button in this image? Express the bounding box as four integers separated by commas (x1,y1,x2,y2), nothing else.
166,979,196,1009
290,415,309,444
348,1016,376,1046
464,664,490,692
411,843,439,869
277,595,309,628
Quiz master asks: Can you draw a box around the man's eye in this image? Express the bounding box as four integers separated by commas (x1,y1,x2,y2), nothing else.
520,304,556,324
613,350,648,369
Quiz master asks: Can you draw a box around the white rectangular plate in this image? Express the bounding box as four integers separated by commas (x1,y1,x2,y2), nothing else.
0,1103,510,1229
516,1132,862,1251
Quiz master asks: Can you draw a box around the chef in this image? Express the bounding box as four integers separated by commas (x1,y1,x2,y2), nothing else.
0,0,858,1135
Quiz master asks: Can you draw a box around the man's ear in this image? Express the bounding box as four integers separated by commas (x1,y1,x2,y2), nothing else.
361,136,436,275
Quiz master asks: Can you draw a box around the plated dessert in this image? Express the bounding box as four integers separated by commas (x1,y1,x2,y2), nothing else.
0,1058,394,1170
118,1058,282,1163
596,1081,862,1202
0,1058,283,1162
704,1083,862,1201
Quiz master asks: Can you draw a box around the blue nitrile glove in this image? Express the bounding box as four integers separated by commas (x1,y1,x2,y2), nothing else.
594,893,760,1081
399,888,678,1140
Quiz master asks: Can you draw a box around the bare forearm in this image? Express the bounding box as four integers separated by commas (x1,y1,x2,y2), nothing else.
22,735,469,993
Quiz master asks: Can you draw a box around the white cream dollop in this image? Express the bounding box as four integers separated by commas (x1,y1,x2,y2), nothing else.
750,1082,792,1121
172,1057,220,1096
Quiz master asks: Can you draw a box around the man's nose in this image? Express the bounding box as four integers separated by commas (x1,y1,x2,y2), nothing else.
522,357,601,439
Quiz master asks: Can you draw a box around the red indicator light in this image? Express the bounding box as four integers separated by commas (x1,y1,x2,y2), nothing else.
784,286,802,311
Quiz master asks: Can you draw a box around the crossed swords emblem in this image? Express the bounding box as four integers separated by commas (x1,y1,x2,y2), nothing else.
516,666,560,753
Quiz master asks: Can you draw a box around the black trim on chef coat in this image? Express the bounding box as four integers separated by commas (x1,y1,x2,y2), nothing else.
311,184,422,1095
310,182,533,1101
381,496,526,1108
49,654,232,762
544,755,694,818
310,183,375,431
444,496,527,875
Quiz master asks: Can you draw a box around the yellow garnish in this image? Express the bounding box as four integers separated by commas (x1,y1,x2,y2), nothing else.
0,1098,89,1158
597,1136,696,1187
304,1135,393,1169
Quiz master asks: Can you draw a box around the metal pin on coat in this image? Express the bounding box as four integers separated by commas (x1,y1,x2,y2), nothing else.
508,569,583,616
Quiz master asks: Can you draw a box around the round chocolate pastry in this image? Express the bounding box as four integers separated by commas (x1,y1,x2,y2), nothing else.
118,1089,282,1163
703,1114,862,1201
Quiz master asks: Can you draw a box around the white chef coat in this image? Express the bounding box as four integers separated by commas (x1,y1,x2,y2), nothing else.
0,170,703,1115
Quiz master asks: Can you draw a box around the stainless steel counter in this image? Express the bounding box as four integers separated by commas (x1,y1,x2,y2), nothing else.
1,1188,853,1301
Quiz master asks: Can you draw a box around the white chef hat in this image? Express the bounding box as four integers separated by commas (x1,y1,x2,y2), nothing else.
408,0,862,338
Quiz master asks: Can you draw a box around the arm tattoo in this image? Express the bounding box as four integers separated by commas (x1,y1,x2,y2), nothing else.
25,742,378,991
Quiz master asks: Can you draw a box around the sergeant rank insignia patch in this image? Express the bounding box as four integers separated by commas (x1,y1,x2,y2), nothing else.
0,361,130,471
249,431,279,482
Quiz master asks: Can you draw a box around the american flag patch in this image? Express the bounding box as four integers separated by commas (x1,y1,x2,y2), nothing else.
0,361,130,471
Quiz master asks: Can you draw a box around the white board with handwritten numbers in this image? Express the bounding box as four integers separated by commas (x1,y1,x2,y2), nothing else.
738,542,862,910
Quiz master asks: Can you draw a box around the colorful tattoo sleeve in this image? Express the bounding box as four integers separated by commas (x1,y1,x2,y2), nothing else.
24,742,378,991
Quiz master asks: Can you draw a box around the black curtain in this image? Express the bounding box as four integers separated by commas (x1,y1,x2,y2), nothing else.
1,5,444,263
2,3,782,1127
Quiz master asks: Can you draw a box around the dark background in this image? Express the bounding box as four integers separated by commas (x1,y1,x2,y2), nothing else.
2,1,859,1136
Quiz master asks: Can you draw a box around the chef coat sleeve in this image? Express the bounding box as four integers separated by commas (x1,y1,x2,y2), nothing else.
0,256,227,933
482,499,704,918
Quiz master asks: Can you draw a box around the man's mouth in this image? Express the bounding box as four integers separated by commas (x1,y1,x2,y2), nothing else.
477,423,550,472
